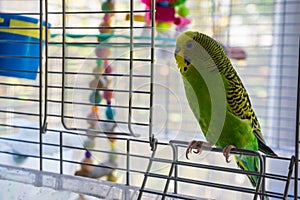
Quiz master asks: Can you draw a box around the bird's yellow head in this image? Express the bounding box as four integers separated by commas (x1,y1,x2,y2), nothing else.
174,31,226,76
174,31,198,75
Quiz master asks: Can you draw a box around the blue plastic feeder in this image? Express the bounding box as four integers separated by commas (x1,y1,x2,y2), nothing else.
0,13,49,80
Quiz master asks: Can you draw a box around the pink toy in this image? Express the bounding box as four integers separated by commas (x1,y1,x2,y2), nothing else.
174,16,190,27
141,0,190,30
95,47,110,58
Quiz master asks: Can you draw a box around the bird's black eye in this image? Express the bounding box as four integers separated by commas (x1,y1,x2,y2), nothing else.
186,40,193,49
175,45,181,53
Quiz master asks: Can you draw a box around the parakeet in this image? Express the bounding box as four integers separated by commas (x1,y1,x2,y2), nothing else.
174,31,277,188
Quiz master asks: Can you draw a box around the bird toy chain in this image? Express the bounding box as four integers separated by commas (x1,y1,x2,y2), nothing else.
75,0,118,185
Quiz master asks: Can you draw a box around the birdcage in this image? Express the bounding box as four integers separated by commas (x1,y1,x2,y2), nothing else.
0,0,299,199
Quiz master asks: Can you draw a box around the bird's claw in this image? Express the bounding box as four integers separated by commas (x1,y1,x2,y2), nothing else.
223,145,236,163
186,140,202,159
186,140,212,159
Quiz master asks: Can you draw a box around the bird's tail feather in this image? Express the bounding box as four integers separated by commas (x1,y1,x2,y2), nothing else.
258,141,277,157
234,155,258,187
234,155,269,200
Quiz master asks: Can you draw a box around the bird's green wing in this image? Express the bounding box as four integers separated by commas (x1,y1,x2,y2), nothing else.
223,63,277,156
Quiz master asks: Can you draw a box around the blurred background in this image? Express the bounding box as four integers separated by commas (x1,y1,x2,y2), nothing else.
0,0,299,199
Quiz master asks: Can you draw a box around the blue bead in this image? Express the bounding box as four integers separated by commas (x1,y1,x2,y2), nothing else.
105,106,115,120
157,2,170,7
85,151,92,158
89,92,102,104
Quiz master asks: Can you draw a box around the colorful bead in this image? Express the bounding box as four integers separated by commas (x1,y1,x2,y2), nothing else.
86,129,97,139
105,106,115,120
90,77,107,89
89,79,97,88
96,59,103,66
109,152,118,162
89,92,102,104
98,77,108,88
110,140,116,148
92,105,99,113
103,13,113,22
93,66,103,74
177,5,189,17
95,47,110,58
156,22,173,33
99,21,113,34
107,173,117,182
86,112,99,126
101,0,115,11
174,0,187,6
99,121,116,132
85,151,92,158
103,90,113,101
105,64,112,74
81,151,93,171
84,138,96,149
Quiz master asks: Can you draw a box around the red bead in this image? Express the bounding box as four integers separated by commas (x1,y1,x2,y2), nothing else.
103,90,113,101
105,65,112,74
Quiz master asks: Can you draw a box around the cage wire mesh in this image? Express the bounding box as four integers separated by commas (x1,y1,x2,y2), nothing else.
0,0,299,199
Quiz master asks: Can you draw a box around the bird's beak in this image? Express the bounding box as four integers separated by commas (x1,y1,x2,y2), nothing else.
184,56,191,66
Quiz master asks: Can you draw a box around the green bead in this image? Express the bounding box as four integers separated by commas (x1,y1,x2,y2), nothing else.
173,0,186,6
109,153,118,162
108,148,118,162
96,59,103,66
102,0,115,11
156,22,172,33
84,139,96,149
89,92,102,104
177,5,189,17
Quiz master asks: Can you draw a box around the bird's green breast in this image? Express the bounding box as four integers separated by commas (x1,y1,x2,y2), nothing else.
182,66,212,135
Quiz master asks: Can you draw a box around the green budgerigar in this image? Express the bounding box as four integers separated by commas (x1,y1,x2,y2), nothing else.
174,31,277,187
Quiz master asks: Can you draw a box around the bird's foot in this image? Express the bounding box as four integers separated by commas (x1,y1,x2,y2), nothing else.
223,145,236,163
186,140,213,159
